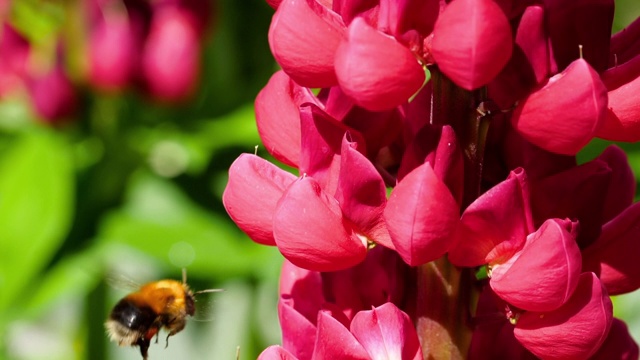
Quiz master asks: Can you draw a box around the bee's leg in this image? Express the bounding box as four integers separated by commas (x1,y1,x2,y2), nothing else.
165,333,171,348
137,337,151,360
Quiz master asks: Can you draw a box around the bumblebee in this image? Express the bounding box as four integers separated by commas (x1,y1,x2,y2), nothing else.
105,270,221,359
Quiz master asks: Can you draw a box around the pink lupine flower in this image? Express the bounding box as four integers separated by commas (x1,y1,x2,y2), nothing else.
263,301,422,360
141,7,201,101
334,17,425,111
268,0,345,88
229,0,640,357
490,218,581,312
0,23,29,96
429,0,513,90
384,161,459,266
514,273,613,360
255,70,318,167
223,154,296,246
258,345,297,360
27,53,77,123
597,50,640,141
591,318,639,360
582,201,640,295
448,169,533,267
88,11,140,91
510,59,608,155
273,175,368,271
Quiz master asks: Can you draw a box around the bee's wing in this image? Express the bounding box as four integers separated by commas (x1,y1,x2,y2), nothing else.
105,273,142,292
191,289,224,322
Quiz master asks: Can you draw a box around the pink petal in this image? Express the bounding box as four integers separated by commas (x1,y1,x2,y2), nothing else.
590,318,639,360
514,272,613,360
279,260,324,324
502,126,577,181
322,247,409,320
582,201,640,295
88,12,139,91
430,0,513,90
609,16,640,67
488,5,549,108
384,162,459,266
334,17,425,111
350,303,422,360
312,311,370,359
258,345,298,360
510,59,608,155
597,54,640,142
398,125,464,205
335,136,393,249
531,159,611,248
222,154,296,246
255,70,319,167
596,145,636,222
273,176,367,271
490,219,582,312
279,297,317,360
449,169,533,267
341,105,404,156
269,0,345,88
377,0,439,37
142,8,200,102
27,61,77,123
299,103,365,195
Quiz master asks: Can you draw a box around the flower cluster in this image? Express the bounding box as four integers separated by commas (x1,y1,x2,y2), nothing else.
223,0,640,358
86,0,211,100
0,0,212,123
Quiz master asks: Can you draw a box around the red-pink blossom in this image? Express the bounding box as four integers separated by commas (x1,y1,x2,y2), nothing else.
514,273,613,360
141,7,201,101
334,17,425,111
430,0,513,90
510,59,608,155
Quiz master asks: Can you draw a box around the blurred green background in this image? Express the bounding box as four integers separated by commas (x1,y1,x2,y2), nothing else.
0,1,639,359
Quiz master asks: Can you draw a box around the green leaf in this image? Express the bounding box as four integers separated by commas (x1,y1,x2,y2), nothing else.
23,246,105,317
0,130,74,314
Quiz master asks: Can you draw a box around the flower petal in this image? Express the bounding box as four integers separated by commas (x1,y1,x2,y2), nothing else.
299,103,365,195
596,145,636,223
350,303,423,360
531,159,611,248
279,297,317,360
258,345,298,360
398,125,464,205
597,54,640,141
514,272,613,360
334,17,425,111
384,162,459,266
256,70,319,167
222,154,297,246
313,311,370,359
279,260,324,324
590,318,639,360
273,176,367,271
510,59,607,155
335,136,393,249
490,219,582,312
582,201,640,295
269,0,345,88
431,0,513,90
449,169,533,267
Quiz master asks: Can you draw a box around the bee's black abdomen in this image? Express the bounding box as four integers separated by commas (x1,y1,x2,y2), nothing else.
110,298,157,331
